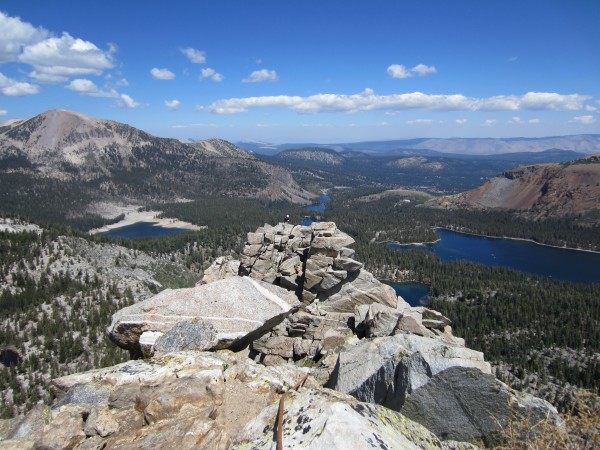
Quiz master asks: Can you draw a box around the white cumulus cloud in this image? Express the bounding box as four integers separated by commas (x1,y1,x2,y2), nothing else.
483,119,497,127
519,92,586,111
65,78,118,97
388,63,437,79
411,64,437,76
510,116,522,124
456,119,467,125
200,68,223,82
0,72,39,96
569,115,596,124
203,90,590,115
150,68,175,80
0,109,7,116
242,69,278,83
387,64,411,79
67,78,96,92
181,47,206,64
19,32,114,83
0,11,49,62
165,99,180,110
528,118,541,124
117,93,140,109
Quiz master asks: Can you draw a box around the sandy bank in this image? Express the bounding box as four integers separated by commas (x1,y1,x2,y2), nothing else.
89,209,204,235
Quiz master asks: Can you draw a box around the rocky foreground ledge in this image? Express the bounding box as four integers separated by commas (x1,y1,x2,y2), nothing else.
1,222,559,449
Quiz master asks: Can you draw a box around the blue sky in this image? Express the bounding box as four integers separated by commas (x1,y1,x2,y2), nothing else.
1,0,599,143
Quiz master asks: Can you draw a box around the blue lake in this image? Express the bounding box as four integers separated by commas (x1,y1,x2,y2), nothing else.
303,194,331,225
383,281,430,307
387,229,600,285
305,194,331,213
102,222,191,239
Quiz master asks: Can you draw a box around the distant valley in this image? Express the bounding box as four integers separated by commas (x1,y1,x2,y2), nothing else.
261,145,587,194
1,110,598,228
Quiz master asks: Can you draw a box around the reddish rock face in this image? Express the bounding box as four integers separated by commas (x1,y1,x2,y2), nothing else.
427,154,600,219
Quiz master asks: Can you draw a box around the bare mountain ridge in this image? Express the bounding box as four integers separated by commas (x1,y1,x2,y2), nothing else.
189,138,254,159
0,110,310,203
385,156,445,171
0,110,250,178
427,153,600,219
275,147,345,165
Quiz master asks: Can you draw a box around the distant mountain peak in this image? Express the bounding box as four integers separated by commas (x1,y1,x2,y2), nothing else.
0,109,311,204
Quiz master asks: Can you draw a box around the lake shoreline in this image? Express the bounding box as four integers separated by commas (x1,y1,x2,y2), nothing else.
433,226,600,255
384,227,600,284
383,227,599,255
89,210,205,235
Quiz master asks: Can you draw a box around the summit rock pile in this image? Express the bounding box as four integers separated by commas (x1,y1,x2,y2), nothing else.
0,222,560,449
239,221,396,311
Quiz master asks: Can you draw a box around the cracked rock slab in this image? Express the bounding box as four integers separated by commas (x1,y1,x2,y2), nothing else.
107,276,300,355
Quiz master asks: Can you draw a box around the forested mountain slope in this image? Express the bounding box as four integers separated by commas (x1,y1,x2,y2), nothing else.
0,219,203,416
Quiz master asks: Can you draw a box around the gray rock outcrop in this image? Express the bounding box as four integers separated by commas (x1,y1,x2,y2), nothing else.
326,334,490,410
235,388,479,450
107,276,300,357
238,221,396,312
200,255,240,284
0,351,478,450
326,333,559,443
401,366,560,445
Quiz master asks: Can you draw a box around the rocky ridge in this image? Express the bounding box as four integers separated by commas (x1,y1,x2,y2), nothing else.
426,154,600,219
274,147,346,166
386,156,445,171
1,222,560,449
190,139,254,159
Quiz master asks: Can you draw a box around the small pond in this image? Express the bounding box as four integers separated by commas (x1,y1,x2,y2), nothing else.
382,281,430,307
303,194,330,226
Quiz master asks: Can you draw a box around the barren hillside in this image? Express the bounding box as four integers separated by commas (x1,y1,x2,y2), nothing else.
426,154,600,219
